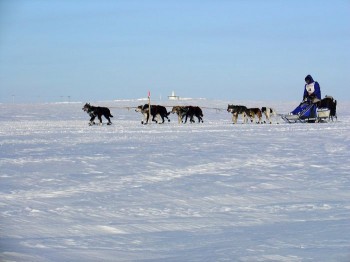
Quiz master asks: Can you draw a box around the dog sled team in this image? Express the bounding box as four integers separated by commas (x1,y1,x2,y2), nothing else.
82,74,337,125
227,75,337,124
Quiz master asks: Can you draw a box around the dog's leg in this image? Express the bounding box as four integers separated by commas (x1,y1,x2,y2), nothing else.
243,113,247,124
200,114,204,123
89,115,96,125
98,115,103,125
177,114,181,124
183,114,188,123
142,112,148,124
150,113,157,123
152,114,158,123
181,112,186,123
267,111,271,124
263,112,267,124
190,115,195,123
267,109,275,124
104,114,112,125
107,117,112,125
233,113,238,124
187,114,192,123
159,114,164,124
257,112,261,124
159,114,164,123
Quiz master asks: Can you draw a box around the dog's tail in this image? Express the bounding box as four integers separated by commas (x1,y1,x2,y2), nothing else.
110,113,113,118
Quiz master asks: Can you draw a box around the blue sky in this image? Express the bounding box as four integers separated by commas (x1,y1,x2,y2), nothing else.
1,0,349,103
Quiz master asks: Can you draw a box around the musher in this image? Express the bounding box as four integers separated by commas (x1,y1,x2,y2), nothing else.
290,74,321,116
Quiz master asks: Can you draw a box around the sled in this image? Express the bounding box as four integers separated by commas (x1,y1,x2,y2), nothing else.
281,102,331,123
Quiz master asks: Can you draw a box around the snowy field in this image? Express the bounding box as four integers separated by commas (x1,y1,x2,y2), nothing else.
1,99,350,262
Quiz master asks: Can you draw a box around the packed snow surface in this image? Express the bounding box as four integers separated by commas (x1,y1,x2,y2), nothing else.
1,99,350,262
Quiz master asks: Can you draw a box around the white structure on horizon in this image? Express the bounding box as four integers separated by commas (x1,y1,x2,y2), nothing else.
168,91,180,100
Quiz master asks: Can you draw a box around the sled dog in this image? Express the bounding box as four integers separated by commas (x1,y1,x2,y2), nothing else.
317,96,337,121
171,106,187,123
136,104,170,124
261,107,278,124
82,103,113,125
246,108,262,124
227,105,248,124
171,106,203,123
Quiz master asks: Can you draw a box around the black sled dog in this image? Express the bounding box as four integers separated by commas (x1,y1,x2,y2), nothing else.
82,103,113,125
171,106,203,123
135,104,171,124
317,96,337,121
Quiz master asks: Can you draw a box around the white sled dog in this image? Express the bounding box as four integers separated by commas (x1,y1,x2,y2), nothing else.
261,107,279,124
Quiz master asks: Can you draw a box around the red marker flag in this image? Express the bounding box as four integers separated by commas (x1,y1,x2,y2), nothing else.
148,91,151,98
